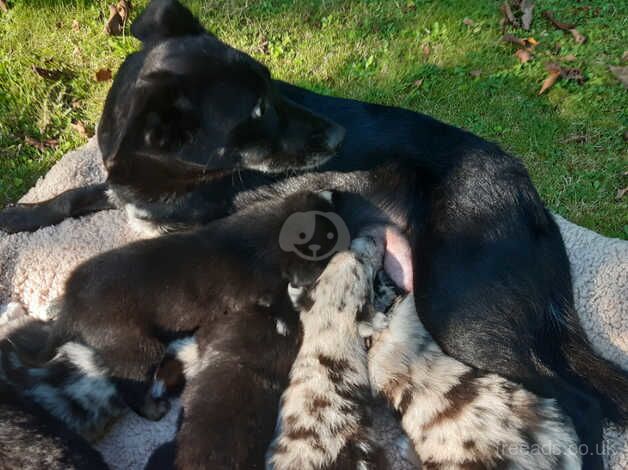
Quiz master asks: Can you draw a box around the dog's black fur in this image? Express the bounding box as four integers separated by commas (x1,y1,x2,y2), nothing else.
0,377,108,470
1,1,626,468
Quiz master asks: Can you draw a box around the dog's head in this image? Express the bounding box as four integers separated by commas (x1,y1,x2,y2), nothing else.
98,0,344,187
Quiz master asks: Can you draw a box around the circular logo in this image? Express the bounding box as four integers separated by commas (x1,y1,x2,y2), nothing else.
279,211,350,261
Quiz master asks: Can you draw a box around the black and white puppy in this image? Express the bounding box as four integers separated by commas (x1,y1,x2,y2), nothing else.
0,322,110,470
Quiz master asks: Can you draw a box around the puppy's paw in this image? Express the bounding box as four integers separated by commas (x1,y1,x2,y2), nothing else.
287,283,305,308
139,394,171,421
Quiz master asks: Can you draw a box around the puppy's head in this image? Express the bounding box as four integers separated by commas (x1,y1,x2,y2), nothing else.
278,191,351,289
98,0,344,189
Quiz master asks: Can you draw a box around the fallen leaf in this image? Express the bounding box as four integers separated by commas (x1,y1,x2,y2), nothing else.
609,66,628,88
622,51,628,63
0,0,8,13
500,1,518,29
71,121,94,138
413,79,424,88
72,19,80,32
463,18,475,26
502,34,538,49
257,35,269,55
515,48,532,63
116,0,131,23
520,0,535,31
502,33,527,48
563,54,577,62
422,44,431,58
562,134,587,144
616,187,628,201
25,136,59,152
32,66,70,81
538,63,561,95
105,5,123,35
95,68,113,82
561,67,585,84
542,10,575,31
569,28,587,45
469,69,482,78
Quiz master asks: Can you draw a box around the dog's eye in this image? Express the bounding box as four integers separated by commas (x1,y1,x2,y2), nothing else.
251,98,265,119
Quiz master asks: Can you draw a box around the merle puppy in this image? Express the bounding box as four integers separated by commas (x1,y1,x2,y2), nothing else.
1,1,626,467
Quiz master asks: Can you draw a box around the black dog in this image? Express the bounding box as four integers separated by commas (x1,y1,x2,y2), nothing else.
1,1,626,468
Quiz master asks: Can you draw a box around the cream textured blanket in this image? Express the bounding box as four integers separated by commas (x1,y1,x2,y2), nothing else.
0,139,626,469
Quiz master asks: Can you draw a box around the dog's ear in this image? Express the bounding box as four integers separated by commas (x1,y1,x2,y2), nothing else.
131,0,207,43
100,72,201,171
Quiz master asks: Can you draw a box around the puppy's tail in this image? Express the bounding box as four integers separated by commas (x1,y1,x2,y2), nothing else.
560,306,628,426
0,321,125,440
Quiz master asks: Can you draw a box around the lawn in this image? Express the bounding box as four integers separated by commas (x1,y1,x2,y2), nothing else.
0,0,626,238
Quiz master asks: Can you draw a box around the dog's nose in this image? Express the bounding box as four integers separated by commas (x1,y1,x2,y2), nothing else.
324,124,345,150
308,243,321,254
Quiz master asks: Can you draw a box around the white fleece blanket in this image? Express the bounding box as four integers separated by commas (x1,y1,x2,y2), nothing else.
0,139,626,469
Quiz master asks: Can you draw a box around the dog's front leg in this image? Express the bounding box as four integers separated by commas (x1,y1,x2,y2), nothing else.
0,183,114,233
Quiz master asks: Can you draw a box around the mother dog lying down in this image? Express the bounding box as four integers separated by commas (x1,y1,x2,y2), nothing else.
0,0,626,467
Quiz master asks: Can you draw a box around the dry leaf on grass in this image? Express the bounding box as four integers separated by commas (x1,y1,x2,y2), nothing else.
32,66,73,81
25,136,59,152
520,0,535,31
105,5,123,35
500,1,518,30
72,19,80,32
422,44,431,58
538,63,562,95
463,18,475,27
71,121,94,138
0,0,8,13
616,187,628,201
538,62,586,94
469,70,482,78
413,79,424,88
542,10,574,30
609,66,628,88
569,29,587,45
563,54,577,62
95,68,113,82
257,35,270,55
515,48,532,63
501,34,538,50
622,51,628,63
116,0,131,23
542,10,586,45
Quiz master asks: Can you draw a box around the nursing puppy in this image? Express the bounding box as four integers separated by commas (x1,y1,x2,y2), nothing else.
369,293,581,470
0,325,109,470
268,235,387,470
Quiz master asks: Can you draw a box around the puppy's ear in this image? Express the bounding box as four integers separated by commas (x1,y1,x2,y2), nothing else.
131,0,207,43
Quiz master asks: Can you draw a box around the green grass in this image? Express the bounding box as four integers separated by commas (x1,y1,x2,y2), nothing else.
1,0,626,238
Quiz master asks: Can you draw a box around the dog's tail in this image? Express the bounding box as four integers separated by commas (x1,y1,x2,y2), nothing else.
0,321,125,440
559,306,628,426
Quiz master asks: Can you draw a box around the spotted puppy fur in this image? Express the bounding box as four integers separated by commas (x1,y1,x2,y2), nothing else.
267,236,387,470
368,293,581,470
0,339,125,440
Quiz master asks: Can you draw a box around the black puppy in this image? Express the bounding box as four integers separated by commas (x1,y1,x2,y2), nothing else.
36,191,338,424
1,2,626,468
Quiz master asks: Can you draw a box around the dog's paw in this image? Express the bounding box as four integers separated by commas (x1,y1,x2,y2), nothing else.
0,204,41,234
139,394,171,421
